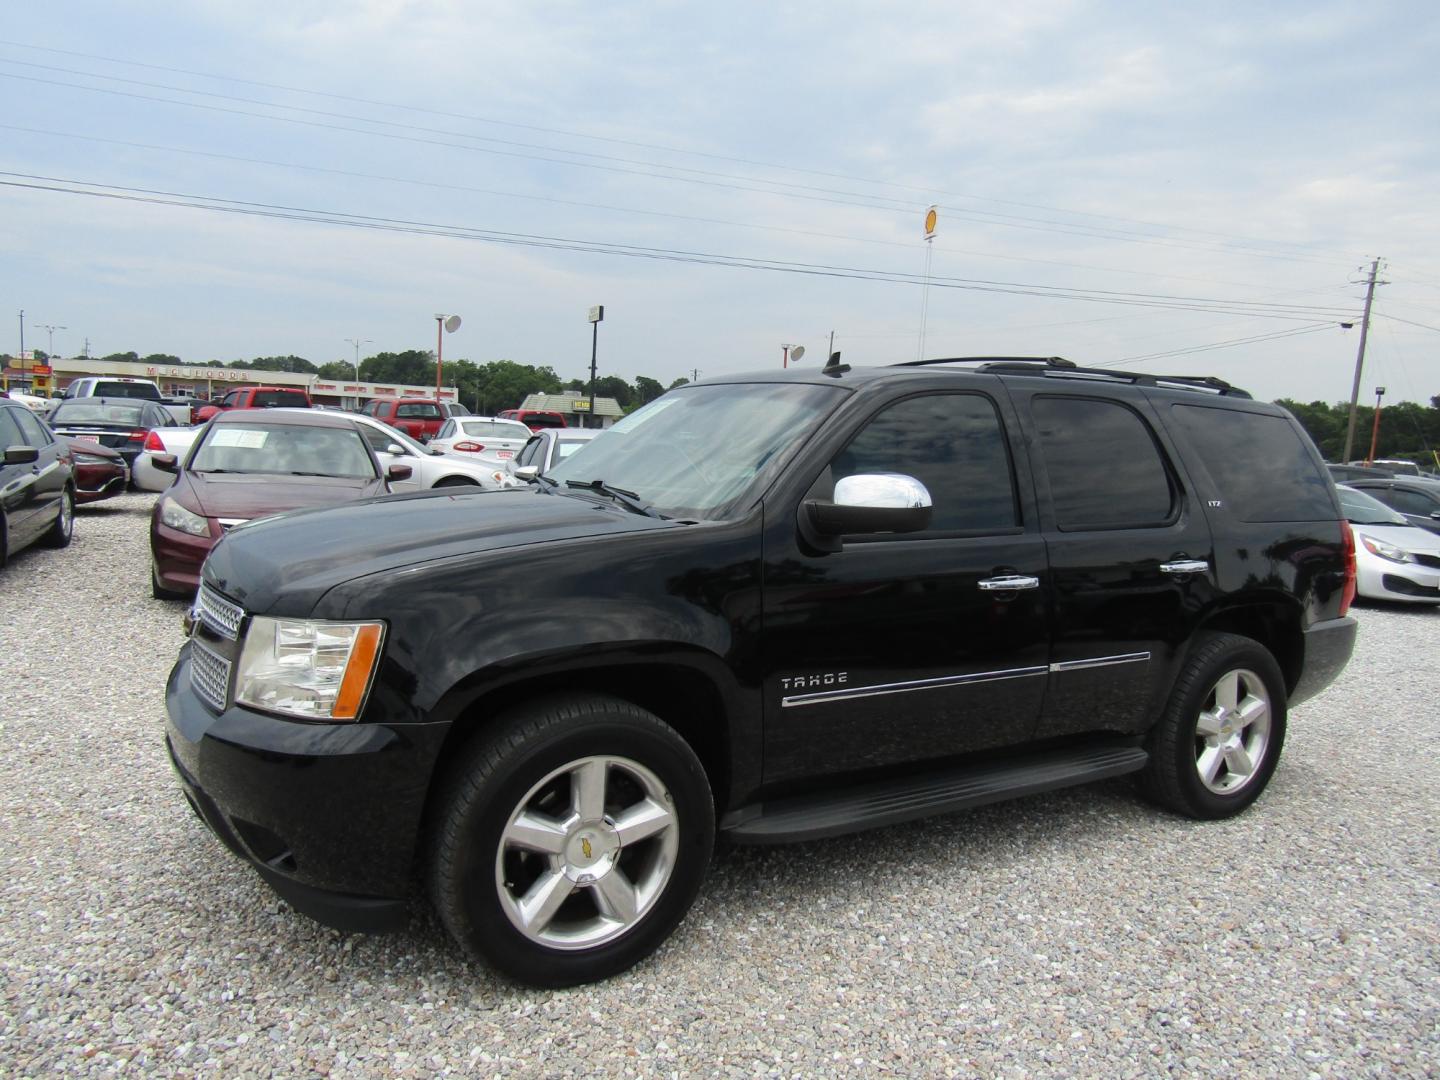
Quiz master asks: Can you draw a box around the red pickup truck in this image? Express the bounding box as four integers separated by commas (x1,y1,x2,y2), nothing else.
195,386,313,423
360,398,469,442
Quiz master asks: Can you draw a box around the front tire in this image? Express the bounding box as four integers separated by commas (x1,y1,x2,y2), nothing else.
1140,632,1287,820
430,694,713,987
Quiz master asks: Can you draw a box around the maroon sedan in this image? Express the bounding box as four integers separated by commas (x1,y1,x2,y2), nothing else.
149,410,410,599
57,435,129,505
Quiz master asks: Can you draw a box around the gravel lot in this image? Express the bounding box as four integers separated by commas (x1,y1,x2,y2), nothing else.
2,491,1437,1077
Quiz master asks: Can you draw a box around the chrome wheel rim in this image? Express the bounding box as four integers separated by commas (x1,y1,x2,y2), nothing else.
59,492,73,538
495,755,678,950
1194,668,1271,794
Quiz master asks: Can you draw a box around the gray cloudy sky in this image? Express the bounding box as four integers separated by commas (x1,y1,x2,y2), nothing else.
2,1,1438,402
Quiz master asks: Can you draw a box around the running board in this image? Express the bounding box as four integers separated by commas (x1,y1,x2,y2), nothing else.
720,742,1149,844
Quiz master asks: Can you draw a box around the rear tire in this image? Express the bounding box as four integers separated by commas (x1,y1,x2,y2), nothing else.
430,693,713,987
1140,632,1286,820
42,487,74,548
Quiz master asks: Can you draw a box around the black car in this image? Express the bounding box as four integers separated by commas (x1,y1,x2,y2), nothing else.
0,399,74,566
165,357,1357,987
1341,477,1440,536
48,397,180,475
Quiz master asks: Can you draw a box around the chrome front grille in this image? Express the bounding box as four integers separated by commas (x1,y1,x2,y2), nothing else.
190,640,232,712
195,584,244,640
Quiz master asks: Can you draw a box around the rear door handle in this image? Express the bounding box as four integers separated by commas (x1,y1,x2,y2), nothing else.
1160,559,1209,575
978,575,1041,591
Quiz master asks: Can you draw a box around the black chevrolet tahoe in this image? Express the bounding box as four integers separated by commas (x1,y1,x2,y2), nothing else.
165,356,1358,987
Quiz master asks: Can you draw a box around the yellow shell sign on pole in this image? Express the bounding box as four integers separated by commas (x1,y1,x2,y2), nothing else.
918,206,938,362
924,205,938,240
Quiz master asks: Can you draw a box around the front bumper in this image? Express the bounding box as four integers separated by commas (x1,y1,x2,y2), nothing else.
1289,615,1359,707
151,521,216,595
165,645,450,932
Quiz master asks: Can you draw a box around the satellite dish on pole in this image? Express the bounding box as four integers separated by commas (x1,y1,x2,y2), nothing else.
443,314,462,333
790,345,805,362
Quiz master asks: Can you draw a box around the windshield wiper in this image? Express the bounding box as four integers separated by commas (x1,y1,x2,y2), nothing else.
532,473,560,495
564,478,662,518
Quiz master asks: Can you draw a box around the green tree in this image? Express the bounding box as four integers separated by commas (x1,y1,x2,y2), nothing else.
362,350,436,385
667,377,690,390
467,360,564,413
141,353,183,366
101,351,140,363
633,375,665,405
317,361,356,380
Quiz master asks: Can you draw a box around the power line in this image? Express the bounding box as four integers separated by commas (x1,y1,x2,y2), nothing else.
6,121,1340,293
0,39,1372,263
1375,312,1440,334
1101,323,1337,364
0,66,1361,266
0,171,1363,324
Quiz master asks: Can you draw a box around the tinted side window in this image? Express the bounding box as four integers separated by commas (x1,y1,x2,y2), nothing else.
12,407,53,447
1170,405,1333,522
831,393,1018,535
1383,488,1439,515
515,437,542,467
1032,396,1174,530
0,406,25,447
221,391,240,408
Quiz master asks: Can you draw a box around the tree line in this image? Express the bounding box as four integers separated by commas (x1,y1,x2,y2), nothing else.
1277,396,1440,467
8,347,1436,456
4,349,688,415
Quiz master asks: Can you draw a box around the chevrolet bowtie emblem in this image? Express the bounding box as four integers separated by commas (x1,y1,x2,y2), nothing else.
581,837,593,860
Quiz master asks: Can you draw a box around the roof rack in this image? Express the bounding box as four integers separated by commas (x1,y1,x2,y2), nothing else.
889,356,1252,398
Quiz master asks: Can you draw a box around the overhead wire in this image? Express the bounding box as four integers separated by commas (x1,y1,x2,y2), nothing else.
8,120,1324,289
0,171,1363,324
0,64,1360,266
0,38,1371,263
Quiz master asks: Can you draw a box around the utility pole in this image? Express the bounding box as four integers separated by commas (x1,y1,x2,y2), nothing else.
1342,258,1385,464
690,368,701,382
18,309,24,361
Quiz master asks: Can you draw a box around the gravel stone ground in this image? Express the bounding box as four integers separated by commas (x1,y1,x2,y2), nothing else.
1,491,1437,1077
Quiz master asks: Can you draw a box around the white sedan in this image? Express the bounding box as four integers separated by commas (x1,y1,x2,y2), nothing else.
341,412,505,491
133,425,204,492
428,416,535,468
1337,484,1440,604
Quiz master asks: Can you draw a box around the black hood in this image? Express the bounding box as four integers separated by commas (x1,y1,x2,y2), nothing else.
201,486,683,614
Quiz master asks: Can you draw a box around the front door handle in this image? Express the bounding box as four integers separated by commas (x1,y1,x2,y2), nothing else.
978,574,1041,591
1160,559,1209,575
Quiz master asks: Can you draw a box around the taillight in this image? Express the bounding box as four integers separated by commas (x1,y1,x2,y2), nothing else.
128,429,149,442
143,430,166,452
454,441,485,453
1339,521,1357,616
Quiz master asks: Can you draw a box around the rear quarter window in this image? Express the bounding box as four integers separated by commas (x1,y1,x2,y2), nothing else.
1169,404,1334,522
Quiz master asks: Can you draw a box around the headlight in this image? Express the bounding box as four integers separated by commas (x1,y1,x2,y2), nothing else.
1361,535,1414,564
160,497,210,536
235,617,385,721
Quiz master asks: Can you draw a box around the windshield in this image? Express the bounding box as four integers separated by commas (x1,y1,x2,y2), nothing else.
92,382,160,399
52,402,147,425
1337,485,1409,526
545,382,845,519
190,422,377,478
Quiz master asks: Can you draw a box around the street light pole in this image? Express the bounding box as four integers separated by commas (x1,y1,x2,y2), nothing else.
1366,386,1386,466
344,337,372,381
37,323,66,359
587,305,604,429
433,315,461,399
